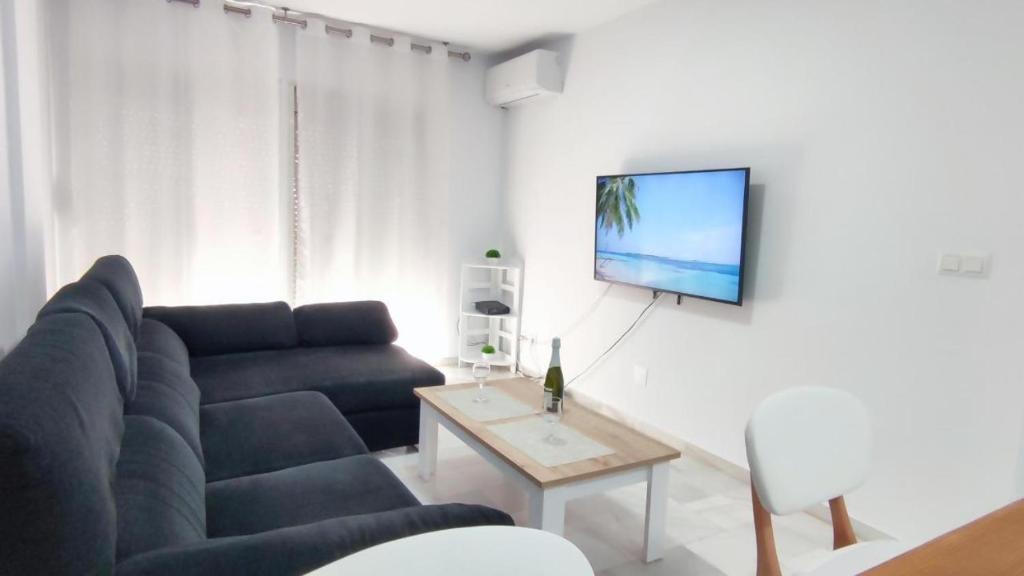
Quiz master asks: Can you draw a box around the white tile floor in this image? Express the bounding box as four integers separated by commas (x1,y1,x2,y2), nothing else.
375,367,843,575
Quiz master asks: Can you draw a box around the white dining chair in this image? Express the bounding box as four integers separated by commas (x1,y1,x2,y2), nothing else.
745,387,904,576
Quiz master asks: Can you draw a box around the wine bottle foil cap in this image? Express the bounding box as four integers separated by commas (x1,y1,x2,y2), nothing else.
552,337,561,348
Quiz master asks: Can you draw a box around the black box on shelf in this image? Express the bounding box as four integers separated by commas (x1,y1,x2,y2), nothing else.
474,300,510,315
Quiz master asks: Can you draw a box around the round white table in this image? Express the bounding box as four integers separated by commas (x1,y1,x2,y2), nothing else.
305,526,594,576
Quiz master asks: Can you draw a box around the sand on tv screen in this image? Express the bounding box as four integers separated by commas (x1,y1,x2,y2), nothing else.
594,168,749,305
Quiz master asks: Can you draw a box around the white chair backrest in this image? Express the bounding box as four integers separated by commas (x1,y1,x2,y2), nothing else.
745,387,871,515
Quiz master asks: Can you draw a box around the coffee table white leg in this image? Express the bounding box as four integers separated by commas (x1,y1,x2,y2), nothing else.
528,486,567,536
643,461,669,562
417,401,438,481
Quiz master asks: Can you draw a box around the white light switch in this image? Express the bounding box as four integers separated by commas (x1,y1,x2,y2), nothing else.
939,254,961,273
963,255,986,274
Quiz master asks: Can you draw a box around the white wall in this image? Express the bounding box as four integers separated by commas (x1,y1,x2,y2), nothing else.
0,0,52,357
503,0,1024,540
444,55,506,357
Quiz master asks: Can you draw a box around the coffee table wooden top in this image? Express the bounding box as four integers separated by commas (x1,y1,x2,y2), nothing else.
415,378,680,488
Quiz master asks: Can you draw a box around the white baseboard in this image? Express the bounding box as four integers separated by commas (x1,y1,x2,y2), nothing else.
565,386,892,541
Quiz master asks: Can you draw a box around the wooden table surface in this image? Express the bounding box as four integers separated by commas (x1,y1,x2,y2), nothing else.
414,378,679,488
863,499,1024,575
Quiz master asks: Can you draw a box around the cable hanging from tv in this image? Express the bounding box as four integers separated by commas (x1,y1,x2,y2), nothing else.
518,290,664,387
564,292,663,389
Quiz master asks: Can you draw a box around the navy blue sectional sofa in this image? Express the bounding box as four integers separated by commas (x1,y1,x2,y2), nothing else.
145,298,442,452
0,256,512,575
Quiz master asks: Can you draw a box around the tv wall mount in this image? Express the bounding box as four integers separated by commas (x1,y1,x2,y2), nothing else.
651,290,684,305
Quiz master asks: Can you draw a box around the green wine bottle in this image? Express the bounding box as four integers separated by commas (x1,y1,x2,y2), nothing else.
543,337,564,412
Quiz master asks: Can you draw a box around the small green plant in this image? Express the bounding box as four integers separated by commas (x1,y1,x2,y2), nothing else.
481,344,496,354
485,249,501,259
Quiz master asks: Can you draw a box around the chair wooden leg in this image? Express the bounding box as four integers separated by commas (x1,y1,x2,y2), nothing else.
752,483,782,576
829,496,857,550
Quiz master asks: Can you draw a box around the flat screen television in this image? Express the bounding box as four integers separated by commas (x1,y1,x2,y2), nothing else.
594,167,750,305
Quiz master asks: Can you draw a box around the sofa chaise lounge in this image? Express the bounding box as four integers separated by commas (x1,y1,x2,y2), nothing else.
0,255,512,575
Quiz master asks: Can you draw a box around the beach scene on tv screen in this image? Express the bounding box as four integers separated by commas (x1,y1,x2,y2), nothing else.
595,170,745,303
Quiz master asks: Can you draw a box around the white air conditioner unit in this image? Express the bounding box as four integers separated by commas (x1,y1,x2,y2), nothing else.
485,49,563,108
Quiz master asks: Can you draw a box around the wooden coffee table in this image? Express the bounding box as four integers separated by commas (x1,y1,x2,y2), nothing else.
415,378,680,563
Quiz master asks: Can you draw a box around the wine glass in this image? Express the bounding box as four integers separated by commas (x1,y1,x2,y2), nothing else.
543,397,566,446
472,361,491,403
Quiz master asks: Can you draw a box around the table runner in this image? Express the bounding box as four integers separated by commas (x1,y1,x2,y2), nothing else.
438,387,537,422
488,416,615,467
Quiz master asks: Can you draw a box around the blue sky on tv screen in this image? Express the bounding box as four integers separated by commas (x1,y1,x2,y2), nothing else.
596,170,746,265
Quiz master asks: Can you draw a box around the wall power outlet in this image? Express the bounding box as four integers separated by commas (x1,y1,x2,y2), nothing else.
633,365,648,388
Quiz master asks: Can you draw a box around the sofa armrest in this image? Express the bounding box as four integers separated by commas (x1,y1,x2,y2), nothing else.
143,302,297,357
115,504,513,576
293,301,398,346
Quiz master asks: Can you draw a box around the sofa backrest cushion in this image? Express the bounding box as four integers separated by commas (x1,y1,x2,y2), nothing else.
115,415,207,561
293,301,398,346
0,313,124,575
80,255,144,339
144,302,298,357
138,318,190,366
128,353,204,465
38,280,139,402
130,318,203,460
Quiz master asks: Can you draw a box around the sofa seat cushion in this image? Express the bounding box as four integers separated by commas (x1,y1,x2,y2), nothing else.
205,455,419,538
200,392,368,482
190,345,444,413
113,504,516,576
115,415,206,561
137,318,190,367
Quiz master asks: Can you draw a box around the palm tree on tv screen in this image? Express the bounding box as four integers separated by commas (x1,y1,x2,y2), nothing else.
597,176,641,238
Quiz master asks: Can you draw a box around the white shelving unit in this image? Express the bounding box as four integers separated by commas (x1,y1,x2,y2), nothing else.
458,262,523,370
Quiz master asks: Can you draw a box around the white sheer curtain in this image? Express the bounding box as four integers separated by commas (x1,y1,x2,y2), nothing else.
47,1,454,358
1,0,54,354
295,21,452,359
49,0,287,305
0,0,19,352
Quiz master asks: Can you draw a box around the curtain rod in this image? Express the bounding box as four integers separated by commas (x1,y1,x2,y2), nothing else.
167,0,472,61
